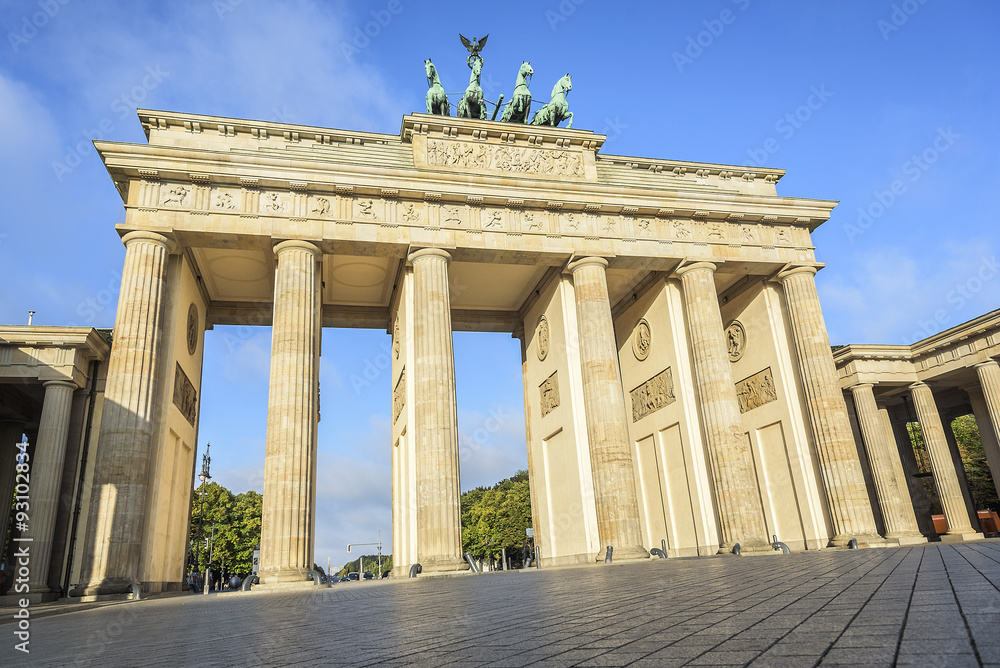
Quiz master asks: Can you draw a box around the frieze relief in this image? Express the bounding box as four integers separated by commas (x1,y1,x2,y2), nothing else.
735,367,777,414
540,371,560,417
160,185,191,208
630,368,675,422
172,363,198,426
424,138,586,179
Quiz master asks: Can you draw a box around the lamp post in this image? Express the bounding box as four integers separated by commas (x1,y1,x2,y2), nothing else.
347,531,383,579
196,442,211,593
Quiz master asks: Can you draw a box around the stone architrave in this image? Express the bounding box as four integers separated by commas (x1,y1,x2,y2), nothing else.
408,248,468,573
908,382,981,540
971,361,1000,490
567,257,647,562
259,240,322,584
74,231,174,597
676,262,769,552
777,265,881,546
848,384,923,544
26,380,77,593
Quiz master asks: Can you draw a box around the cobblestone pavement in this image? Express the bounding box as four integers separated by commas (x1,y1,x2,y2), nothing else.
4,542,1000,667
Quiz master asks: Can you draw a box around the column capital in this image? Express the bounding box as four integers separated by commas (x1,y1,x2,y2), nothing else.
407,247,452,265
674,261,717,278
566,255,609,274
908,381,930,391
776,264,819,282
273,239,321,258
42,379,78,391
974,359,1000,371
848,382,875,392
121,230,175,254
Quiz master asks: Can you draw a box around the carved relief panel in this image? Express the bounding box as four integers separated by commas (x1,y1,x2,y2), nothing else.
735,367,777,414
630,368,675,422
540,371,559,417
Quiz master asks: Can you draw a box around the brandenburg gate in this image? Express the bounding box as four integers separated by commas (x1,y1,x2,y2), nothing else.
54,101,977,597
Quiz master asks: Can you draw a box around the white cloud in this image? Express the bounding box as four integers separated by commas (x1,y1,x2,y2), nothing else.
819,240,999,345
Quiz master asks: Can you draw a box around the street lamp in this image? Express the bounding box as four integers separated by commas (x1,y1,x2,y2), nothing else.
347,530,383,578
195,442,211,593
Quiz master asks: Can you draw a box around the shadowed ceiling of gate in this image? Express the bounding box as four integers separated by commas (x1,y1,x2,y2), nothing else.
194,247,758,333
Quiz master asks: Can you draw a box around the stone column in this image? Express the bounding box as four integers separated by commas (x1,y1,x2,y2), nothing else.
888,412,935,536
908,382,981,539
567,257,647,561
970,361,1000,494
848,384,923,543
74,231,173,597
777,266,880,546
25,380,77,592
259,240,321,584
408,248,466,573
677,262,768,552
0,420,25,562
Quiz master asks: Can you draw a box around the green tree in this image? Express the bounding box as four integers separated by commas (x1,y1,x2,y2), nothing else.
461,470,532,565
188,482,262,576
906,417,998,515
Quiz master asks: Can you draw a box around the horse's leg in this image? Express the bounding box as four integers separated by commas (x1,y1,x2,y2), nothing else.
565,112,573,129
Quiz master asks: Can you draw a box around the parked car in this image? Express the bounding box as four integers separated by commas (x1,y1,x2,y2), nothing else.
363,571,374,580
346,572,360,581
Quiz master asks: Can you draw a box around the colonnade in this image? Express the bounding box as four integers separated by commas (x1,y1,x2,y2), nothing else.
58,231,1000,592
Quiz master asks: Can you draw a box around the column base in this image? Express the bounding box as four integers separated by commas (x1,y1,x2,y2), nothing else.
940,531,985,543
69,578,135,598
829,533,889,549
257,567,311,585
718,538,772,555
417,556,470,574
884,531,928,546
596,545,650,562
0,591,59,606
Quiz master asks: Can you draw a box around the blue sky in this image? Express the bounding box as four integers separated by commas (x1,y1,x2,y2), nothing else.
1,1,997,570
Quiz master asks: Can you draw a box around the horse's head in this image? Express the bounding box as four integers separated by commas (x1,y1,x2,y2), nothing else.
519,61,534,81
424,59,436,78
471,58,482,77
551,73,572,99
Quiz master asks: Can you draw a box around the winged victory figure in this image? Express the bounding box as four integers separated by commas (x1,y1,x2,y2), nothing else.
459,33,489,60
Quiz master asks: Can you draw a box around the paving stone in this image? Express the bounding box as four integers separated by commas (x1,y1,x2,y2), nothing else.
4,543,1000,666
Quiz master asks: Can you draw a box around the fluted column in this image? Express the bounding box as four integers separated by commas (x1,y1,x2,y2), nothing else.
971,361,1000,493
909,382,980,538
259,240,321,584
25,380,77,592
848,384,923,543
409,248,466,573
677,262,768,552
0,420,25,563
777,266,880,546
567,257,647,561
74,231,173,596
